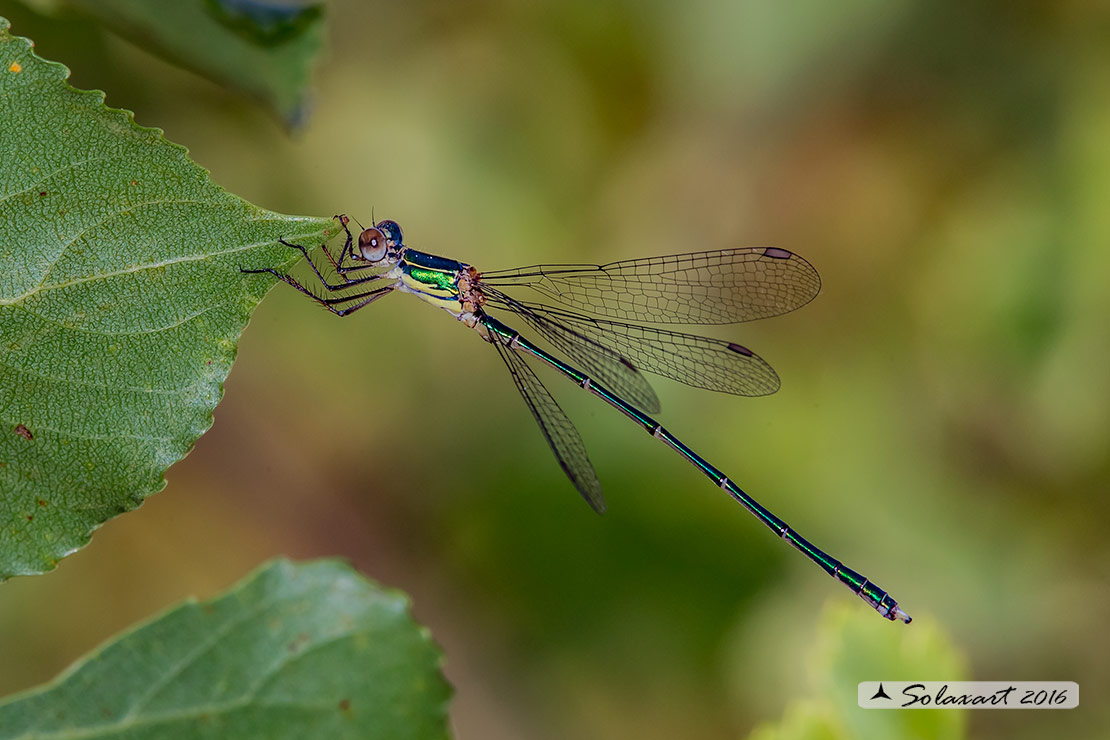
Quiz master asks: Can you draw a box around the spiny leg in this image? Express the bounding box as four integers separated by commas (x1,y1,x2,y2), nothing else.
320,213,355,271
319,214,368,274
322,214,382,276
337,262,382,275
330,216,390,275
240,266,394,315
289,280,395,316
326,284,395,316
276,237,383,291
240,266,326,300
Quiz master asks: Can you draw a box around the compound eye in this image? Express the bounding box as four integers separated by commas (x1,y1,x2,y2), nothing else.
358,227,388,262
375,220,404,247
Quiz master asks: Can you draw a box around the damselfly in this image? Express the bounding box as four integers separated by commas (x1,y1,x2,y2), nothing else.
243,216,911,623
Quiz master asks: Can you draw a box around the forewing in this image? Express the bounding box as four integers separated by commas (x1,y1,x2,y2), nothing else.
480,247,820,325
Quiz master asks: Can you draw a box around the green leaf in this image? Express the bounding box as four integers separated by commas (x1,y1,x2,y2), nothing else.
0,559,453,739
749,604,968,740
0,16,336,577
40,0,325,126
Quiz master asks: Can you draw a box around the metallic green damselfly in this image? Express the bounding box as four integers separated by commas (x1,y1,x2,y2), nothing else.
243,216,911,624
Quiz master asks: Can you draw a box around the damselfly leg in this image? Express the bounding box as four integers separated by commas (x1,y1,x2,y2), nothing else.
240,215,400,315
271,244,387,292
240,264,395,317
275,222,385,290
318,214,385,276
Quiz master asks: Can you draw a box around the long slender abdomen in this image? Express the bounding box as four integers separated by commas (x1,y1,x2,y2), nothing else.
484,315,910,624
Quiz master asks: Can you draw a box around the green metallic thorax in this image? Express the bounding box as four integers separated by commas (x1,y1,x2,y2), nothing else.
393,248,468,315
405,265,457,293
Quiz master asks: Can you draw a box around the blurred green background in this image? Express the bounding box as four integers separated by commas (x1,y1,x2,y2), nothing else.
1,1,1106,738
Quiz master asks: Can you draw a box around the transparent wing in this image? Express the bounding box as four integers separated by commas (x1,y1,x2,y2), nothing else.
491,332,606,514
511,303,782,397
480,247,820,325
486,290,661,413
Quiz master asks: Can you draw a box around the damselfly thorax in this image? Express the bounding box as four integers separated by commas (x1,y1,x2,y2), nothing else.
241,214,911,624
338,216,491,328
394,256,487,328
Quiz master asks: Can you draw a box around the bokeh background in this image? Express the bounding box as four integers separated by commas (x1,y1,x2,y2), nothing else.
1,1,1106,738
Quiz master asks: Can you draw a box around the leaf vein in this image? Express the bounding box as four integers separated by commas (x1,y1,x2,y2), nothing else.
0,227,322,307
33,198,216,293
115,594,284,725
0,153,118,209
0,347,212,396
0,416,173,444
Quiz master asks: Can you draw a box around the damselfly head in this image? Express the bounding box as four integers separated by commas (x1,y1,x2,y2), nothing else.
375,220,404,248
356,227,390,263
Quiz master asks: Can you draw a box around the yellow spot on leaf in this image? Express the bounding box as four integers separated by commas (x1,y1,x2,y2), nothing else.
8,62,22,73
